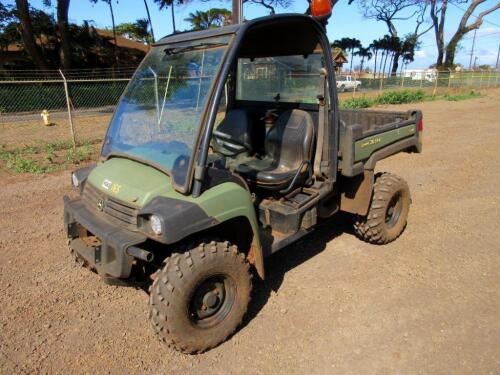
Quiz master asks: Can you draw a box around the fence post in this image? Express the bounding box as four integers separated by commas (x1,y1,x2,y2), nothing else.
352,71,357,98
59,69,76,149
486,69,492,88
479,69,484,88
447,68,452,94
401,71,405,87
420,72,423,88
379,73,384,94
432,70,439,97
495,71,499,88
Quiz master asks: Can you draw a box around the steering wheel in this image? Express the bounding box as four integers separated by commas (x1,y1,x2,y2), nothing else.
212,130,252,156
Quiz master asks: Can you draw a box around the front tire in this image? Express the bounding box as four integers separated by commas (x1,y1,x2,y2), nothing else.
354,173,411,244
149,241,252,354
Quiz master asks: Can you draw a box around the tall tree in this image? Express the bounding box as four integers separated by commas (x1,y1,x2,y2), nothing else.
370,39,383,77
0,4,17,51
430,0,500,68
15,0,50,70
201,0,292,17
332,37,362,72
359,0,432,75
90,0,118,64
354,46,373,72
143,0,155,42
185,8,232,30
57,0,71,69
115,19,152,43
154,0,184,33
429,0,447,68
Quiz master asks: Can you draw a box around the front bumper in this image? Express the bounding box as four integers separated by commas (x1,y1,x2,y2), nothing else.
63,196,147,279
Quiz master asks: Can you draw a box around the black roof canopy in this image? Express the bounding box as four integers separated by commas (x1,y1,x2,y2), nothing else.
154,14,326,53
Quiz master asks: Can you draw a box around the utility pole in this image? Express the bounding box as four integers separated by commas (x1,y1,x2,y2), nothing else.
232,0,243,24
496,43,500,70
468,29,477,70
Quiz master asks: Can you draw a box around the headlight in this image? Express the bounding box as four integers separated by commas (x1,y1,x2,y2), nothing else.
71,172,79,188
150,215,162,235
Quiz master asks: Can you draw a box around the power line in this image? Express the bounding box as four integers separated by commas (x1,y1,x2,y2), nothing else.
448,1,500,28
462,31,500,40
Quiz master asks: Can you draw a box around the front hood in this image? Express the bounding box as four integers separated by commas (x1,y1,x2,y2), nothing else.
87,157,174,207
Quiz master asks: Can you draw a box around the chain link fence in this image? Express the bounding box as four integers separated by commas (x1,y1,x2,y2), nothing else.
341,69,500,99
1,68,499,149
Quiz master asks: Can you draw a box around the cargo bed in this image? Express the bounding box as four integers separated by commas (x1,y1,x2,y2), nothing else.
338,109,422,177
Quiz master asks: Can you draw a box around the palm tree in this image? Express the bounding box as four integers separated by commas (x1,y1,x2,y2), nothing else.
379,35,394,78
387,36,401,76
332,38,362,73
154,0,186,34
185,8,232,30
370,39,383,78
354,46,372,73
143,0,155,42
90,0,118,64
400,34,418,75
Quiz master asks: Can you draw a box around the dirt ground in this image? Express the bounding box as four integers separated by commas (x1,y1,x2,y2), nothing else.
1,91,499,374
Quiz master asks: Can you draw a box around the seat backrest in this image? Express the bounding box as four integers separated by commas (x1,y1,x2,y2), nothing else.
265,109,315,170
213,109,253,155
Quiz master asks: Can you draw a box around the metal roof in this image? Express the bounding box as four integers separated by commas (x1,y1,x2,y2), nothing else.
154,14,321,46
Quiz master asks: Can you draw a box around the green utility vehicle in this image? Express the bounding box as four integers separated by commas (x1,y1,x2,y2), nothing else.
64,13,423,353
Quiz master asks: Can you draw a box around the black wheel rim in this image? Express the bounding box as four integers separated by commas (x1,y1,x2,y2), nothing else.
385,191,403,228
189,275,235,329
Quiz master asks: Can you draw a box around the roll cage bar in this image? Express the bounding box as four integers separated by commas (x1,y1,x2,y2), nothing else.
157,14,340,197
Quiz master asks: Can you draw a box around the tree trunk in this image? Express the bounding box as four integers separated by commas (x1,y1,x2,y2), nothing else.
373,50,378,78
430,0,447,68
380,51,386,77
391,51,400,76
15,0,50,70
143,0,155,42
171,2,177,33
444,0,500,67
350,48,354,72
360,57,365,72
57,0,72,69
107,0,119,66
387,52,394,76
444,35,460,67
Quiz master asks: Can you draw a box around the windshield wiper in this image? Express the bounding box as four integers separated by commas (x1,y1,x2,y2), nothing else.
164,42,226,55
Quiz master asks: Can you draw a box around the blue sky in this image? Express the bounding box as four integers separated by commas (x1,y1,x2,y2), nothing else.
7,0,500,69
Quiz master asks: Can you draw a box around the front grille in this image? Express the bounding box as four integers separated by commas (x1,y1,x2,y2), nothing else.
82,182,139,228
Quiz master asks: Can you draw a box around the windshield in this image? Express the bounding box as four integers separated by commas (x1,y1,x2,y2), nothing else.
102,35,231,188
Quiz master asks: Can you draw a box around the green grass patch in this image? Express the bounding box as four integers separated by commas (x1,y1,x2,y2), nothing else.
444,90,481,101
0,139,100,174
339,88,483,109
375,90,425,104
340,97,374,109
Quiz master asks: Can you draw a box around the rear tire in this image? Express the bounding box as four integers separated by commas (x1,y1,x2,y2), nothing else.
353,173,411,244
149,241,252,354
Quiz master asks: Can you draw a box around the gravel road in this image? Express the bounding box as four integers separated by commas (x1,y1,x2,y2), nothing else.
0,91,499,374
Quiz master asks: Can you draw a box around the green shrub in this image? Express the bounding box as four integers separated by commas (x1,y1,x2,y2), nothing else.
340,97,374,109
375,90,425,105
